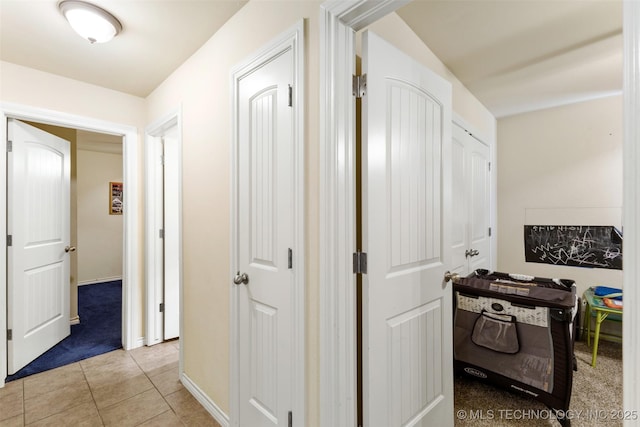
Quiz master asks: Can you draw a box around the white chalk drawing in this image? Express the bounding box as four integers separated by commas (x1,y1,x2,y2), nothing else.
524,225,622,270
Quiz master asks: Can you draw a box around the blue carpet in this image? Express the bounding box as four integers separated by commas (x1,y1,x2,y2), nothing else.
6,280,122,382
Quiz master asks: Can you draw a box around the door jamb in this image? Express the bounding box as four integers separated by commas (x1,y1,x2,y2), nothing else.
229,21,305,427
623,0,640,416
318,2,410,425
0,102,140,387
144,107,183,354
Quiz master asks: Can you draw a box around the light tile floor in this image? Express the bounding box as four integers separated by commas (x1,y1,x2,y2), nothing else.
0,340,221,426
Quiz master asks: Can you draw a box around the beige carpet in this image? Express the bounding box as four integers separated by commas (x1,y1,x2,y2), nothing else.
455,339,623,426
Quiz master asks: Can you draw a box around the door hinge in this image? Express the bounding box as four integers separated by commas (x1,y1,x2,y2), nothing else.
288,411,292,427
159,303,164,313
288,84,293,107
159,229,164,239
288,248,293,269
7,140,12,152
488,162,491,172
488,227,492,237
353,251,368,274
352,74,367,98
7,329,12,341
6,235,12,247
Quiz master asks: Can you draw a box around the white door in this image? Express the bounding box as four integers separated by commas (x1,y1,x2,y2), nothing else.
7,119,71,374
451,130,469,275
466,131,491,273
361,31,454,426
147,125,180,344
236,47,294,425
451,124,491,275
163,126,180,340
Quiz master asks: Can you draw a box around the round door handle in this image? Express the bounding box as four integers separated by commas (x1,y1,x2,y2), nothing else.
444,271,460,283
65,246,77,253
233,272,249,285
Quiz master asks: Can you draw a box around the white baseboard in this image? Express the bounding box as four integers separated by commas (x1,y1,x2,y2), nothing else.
78,276,123,286
181,373,229,427
70,315,80,325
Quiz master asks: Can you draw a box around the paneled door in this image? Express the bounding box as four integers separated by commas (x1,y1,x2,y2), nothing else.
7,119,71,374
466,130,491,273
451,124,491,275
235,45,295,425
361,31,454,426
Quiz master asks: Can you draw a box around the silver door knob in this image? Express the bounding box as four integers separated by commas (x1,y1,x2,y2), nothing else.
65,245,76,253
444,271,460,283
233,272,249,285
465,249,480,257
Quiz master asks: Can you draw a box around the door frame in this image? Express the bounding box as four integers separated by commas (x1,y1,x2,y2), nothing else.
319,2,410,424
229,21,305,427
319,0,640,424
623,1,640,416
0,102,140,386
144,107,183,353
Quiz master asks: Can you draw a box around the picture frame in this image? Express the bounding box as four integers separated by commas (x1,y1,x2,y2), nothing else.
109,181,123,215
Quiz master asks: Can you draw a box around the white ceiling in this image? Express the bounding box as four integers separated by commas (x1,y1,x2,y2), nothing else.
397,0,623,117
0,0,623,118
0,0,247,97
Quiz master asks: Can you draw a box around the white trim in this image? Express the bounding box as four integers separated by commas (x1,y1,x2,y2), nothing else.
181,373,229,427
319,2,409,425
229,21,305,427
144,107,183,348
0,102,140,387
451,113,492,152
135,336,145,348
78,276,123,286
623,2,640,422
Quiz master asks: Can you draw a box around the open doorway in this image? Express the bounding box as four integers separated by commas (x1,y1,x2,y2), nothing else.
5,121,124,381
319,1,633,425
0,104,140,387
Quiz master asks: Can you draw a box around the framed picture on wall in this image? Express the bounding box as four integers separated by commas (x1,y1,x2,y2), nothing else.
109,182,123,215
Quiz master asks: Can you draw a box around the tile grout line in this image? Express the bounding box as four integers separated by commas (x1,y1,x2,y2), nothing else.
79,359,106,426
126,347,186,426
23,363,96,426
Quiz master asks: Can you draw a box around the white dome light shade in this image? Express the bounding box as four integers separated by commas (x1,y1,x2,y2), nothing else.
59,1,122,44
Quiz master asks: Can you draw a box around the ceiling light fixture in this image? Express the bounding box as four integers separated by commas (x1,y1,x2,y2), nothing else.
58,0,122,44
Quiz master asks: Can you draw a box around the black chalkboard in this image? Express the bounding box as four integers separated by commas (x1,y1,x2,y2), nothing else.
524,225,622,270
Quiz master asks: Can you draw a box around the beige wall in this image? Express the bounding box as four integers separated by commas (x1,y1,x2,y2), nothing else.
497,95,623,297
77,147,123,285
146,1,321,420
